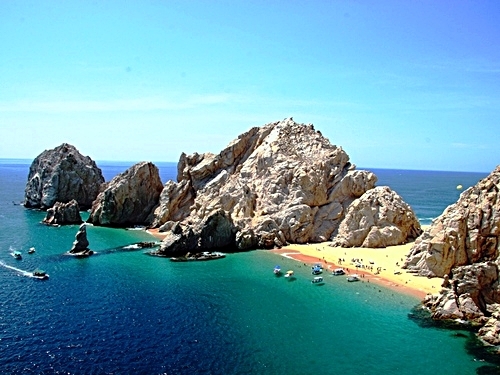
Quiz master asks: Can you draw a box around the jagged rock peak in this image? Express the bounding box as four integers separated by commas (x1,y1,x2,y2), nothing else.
152,118,380,256
43,199,83,226
69,223,91,254
402,165,500,346
331,186,422,248
24,143,104,210
88,161,164,227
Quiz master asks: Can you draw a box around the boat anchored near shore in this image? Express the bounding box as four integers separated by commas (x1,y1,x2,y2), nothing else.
170,251,226,262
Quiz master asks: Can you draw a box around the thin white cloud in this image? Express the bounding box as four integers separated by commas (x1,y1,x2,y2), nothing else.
0,94,234,113
451,142,489,150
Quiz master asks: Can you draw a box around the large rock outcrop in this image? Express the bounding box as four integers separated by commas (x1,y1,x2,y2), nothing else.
152,118,383,256
403,166,500,346
43,199,83,226
88,161,163,226
24,143,104,209
331,186,422,248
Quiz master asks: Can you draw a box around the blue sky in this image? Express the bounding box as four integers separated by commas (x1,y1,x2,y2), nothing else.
0,1,498,172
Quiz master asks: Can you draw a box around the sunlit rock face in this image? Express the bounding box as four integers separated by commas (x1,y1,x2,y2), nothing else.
24,143,104,210
404,166,500,346
331,186,422,248
88,161,163,226
152,118,388,256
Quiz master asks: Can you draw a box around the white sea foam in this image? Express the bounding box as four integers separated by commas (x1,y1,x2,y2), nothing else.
0,260,36,278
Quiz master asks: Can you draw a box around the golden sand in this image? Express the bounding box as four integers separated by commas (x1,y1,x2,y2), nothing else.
273,226,442,299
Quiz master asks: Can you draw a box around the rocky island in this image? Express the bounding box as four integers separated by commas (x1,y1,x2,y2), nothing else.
149,118,419,256
24,143,104,210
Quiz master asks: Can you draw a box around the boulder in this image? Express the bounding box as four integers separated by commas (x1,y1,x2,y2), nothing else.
478,305,500,346
152,118,394,256
24,143,104,209
43,199,83,226
88,161,163,226
331,186,422,248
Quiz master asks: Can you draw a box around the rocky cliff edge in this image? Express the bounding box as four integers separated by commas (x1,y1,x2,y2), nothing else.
404,165,500,347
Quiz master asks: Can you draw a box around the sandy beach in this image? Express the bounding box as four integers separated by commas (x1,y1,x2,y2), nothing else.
147,228,168,240
273,227,442,299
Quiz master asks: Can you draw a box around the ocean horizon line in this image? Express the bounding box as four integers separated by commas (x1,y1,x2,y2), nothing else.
0,157,492,174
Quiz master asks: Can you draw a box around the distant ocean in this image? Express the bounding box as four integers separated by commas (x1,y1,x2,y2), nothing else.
0,159,498,374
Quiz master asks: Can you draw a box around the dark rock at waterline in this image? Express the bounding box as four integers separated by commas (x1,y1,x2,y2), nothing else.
69,223,93,256
43,199,83,226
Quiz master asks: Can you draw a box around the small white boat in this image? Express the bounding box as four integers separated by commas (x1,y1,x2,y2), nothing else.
284,270,294,278
332,268,345,276
28,247,36,254
274,265,281,275
312,276,324,284
347,274,360,282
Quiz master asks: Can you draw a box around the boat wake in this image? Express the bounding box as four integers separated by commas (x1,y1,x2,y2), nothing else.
0,260,38,278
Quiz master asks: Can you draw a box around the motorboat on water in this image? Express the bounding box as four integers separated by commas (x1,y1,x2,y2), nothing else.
28,247,36,254
312,276,324,284
274,265,281,275
332,268,345,276
311,265,323,275
11,251,22,260
347,274,360,282
32,269,49,280
284,270,294,278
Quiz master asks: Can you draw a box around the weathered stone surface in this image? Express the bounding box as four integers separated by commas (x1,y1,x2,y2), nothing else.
478,305,500,346
405,165,500,278
152,209,236,256
43,199,83,226
403,166,500,346
24,143,104,209
152,118,387,256
331,186,422,248
88,161,163,226
69,223,92,255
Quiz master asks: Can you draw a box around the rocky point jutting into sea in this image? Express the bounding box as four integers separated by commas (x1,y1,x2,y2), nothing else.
404,166,500,348
22,118,500,352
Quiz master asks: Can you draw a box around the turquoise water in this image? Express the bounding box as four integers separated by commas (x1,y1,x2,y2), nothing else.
0,160,496,374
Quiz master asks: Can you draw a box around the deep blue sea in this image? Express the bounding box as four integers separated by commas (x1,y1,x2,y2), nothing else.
0,159,497,374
